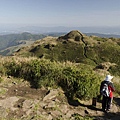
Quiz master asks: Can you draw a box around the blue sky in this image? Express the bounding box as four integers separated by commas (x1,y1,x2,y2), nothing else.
0,0,120,27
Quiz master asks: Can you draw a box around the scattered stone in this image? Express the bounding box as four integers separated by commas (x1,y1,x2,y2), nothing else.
14,89,18,92
84,109,89,114
59,104,68,114
7,76,11,78
66,110,74,118
43,89,59,101
12,81,17,85
0,96,19,110
22,99,35,111
43,101,57,109
47,114,53,120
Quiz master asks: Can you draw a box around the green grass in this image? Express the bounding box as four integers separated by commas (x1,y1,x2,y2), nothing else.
0,88,7,95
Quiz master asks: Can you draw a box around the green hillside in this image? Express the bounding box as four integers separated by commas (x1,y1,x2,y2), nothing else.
13,30,120,76
0,30,120,104
0,32,46,52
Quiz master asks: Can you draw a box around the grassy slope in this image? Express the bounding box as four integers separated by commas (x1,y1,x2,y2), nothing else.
13,30,120,72
12,30,120,77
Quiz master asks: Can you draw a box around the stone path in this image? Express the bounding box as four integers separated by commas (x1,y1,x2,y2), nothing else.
0,77,120,120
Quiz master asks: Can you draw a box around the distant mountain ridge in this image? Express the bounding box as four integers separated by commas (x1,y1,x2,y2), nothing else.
1,25,120,35
0,32,46,55
0,31,120,56
85,33,120,38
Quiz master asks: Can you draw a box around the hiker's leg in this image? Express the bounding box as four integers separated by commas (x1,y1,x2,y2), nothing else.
107,97,112,110
102,96,107,111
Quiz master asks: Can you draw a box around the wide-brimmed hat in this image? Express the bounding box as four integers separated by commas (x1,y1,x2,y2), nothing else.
104,75,113,82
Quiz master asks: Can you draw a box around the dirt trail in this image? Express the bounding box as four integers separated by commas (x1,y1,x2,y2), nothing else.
0,76,120,120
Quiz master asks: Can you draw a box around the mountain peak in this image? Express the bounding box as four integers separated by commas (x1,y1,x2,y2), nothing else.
58,30,83,41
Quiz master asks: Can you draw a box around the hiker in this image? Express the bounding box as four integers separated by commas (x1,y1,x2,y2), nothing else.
100,75,115,112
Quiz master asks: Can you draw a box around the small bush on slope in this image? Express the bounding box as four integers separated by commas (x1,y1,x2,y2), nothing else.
61,64,100,99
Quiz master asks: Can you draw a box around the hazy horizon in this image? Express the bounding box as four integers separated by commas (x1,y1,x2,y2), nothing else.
1,24,120,35
0,0,120,27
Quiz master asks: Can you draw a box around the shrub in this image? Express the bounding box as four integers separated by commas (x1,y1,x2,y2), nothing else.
60,64,101,100
3,57,101,99
0,64,6,76
26,59,63,88
4,60,22,77
108,65,120,76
